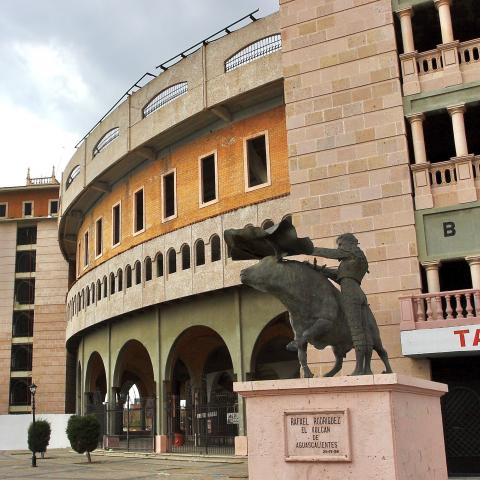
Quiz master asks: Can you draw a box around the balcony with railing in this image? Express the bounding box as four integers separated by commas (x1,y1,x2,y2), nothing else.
411,154,480,210
399,288,480,357
401,38,480,95
400,289,480,331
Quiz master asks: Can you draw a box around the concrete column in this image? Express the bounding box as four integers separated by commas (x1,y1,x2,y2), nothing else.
398,8,415,53
422,261,441,293
466,256,480,290
434,0,454,44
407,113,427,164
447,104,469,157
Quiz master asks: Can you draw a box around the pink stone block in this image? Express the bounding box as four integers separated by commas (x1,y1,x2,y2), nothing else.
155,435,168,454
235,435,248,456
235,375,448,480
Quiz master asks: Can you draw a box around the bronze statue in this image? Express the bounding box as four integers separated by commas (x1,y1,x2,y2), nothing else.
224,219,392,377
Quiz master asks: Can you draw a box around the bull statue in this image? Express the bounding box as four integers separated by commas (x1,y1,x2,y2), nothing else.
224,218,393,377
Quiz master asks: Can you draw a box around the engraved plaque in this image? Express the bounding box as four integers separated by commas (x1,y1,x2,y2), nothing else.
284,409,350,462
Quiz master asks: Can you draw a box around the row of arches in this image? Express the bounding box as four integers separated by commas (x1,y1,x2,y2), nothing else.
79,312,297,451
68,218,280,321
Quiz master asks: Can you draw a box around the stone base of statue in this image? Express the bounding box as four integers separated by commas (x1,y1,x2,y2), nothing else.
234,374,448,480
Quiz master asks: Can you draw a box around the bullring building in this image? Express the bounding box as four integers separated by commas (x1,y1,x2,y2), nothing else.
58,1,480,475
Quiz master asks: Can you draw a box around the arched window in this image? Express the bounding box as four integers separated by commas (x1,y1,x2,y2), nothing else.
210,234,221,262
86,286,90,306
81,290,85,309
143,82,188,117
156,253,164,277
110,272,116,295
93,127,119,157
195,240,205,266
11,344,32,371
96,279,102,301
103,276,107,298
145,257,152,281
225,34,282,72
181,244,190,270
135,261,142,285
261,219,274,230
77,293,81,311
91,283,95,304
12,312,33,337
66,165,80,190
126,265,132,288
117,269,123,292
168,249,176,274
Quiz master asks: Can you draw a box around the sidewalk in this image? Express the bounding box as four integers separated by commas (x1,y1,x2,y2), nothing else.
0,449,248,479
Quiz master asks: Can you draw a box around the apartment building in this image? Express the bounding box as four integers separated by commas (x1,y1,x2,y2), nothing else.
0,171,71,416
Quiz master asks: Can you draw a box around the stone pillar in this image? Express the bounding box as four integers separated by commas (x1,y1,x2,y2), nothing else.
466,256,480,290
422,261,441,293
408,113,427,164
435,0,454,44
408,113,433,209
399,8,415,53
447,104,469,157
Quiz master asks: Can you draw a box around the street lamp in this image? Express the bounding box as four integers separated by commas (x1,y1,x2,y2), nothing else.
29,383,37,467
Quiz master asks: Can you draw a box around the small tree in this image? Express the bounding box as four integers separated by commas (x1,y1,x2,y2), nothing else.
66,415,100,463
28,419,51,458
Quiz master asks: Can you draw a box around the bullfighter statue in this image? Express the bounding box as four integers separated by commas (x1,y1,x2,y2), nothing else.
311,233,373,376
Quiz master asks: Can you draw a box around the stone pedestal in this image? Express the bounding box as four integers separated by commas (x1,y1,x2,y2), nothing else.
234,374,448,480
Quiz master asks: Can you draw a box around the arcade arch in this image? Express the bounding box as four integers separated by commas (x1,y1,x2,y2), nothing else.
250,312,299,380
165,326,237,453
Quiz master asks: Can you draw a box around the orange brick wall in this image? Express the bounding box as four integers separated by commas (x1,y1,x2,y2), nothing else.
76,106,289,278
0,187,59,219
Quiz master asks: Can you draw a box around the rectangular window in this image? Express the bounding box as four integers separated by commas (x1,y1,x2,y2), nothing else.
49,199,59,216
95,218,103,257
23,201,33,217
84,231,89,267
12,311,34,338
245,133,270,190
112,203,121,247
199,153,217,205
0,203,7,218
17,226,37,246
15,251,36,273
134,188,144,233
162,171,176,221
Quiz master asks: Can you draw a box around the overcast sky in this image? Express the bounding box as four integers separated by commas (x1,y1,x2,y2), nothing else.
0,0,279,187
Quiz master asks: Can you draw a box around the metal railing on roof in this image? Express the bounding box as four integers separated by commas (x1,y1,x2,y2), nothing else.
225,34,282,72
74,9,260,149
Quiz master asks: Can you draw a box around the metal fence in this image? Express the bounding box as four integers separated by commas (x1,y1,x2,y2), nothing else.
91,396,156,452
166,393,238,455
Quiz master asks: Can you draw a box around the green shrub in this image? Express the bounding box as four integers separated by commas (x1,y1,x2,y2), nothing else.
28,419,51,455
66,415,100,463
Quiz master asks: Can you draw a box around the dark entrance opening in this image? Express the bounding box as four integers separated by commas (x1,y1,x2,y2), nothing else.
251,312,299,380
166,326,238,455
431,356,480,476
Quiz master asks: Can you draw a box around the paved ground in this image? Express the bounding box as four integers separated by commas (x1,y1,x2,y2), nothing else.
0,449,248,480
1,449,479,479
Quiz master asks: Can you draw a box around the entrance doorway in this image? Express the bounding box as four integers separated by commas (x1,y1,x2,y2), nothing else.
107,340,156,452
166,326,238,455
431,356,480,476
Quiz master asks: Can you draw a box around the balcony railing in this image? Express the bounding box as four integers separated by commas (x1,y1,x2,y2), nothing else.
401,37,480,95
400,289,480,331
411,154,480,209
416,49,443,75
